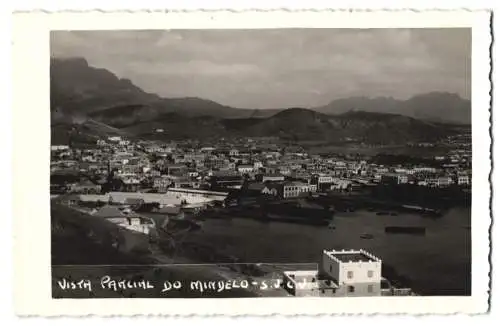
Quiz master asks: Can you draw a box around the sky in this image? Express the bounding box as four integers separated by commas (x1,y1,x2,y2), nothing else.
51,29,471,109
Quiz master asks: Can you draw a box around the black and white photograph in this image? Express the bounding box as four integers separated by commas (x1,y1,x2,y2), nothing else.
47,27,477,300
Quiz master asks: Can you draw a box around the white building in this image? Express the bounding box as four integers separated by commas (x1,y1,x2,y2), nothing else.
107,192,180,206
237,165,254,174
107,136,122,142
282,249,407,297
457,174,470,186
413,167,437,174
283,181,310,198
262,174,285,183
51,145,70,151
320,249,382,296
307,184,318,193
119,140,131,146
166,188,229,204
316,175,334,185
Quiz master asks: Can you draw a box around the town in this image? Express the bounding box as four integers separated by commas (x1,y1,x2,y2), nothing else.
51,133,471,201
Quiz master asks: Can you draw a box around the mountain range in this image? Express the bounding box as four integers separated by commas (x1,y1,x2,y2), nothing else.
50,57,470,145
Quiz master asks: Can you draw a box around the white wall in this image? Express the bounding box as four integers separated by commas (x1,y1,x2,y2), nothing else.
338,261,382,284
321,252,340,281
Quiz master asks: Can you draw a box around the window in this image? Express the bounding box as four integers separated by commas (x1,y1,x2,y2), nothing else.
367,285,374,293
347,271,353,279
348,286,355,293
367,270,374,278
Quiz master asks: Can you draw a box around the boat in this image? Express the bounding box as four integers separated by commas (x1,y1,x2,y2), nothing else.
376,211,389,216
360,233,374,239
385,226,426,235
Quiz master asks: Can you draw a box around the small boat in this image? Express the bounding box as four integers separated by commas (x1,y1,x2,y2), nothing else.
376,212,389,216
360,233,374,239
385,226,426,235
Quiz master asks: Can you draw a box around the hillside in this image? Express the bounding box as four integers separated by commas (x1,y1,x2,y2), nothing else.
232,109,452,143
50,57,465,144
315,93,471,124
51,57,161,115
51,58,277,122
118,108,459,143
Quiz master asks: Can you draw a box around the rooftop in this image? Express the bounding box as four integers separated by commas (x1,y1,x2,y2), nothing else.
333,253,374,263
324,249,381,263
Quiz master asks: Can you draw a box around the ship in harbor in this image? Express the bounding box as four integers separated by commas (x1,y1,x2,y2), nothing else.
259,202,334,226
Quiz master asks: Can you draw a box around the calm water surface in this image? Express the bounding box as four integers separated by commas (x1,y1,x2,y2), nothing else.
182,208,471,295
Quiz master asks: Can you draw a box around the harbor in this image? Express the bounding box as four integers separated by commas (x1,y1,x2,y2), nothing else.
171,207,470,296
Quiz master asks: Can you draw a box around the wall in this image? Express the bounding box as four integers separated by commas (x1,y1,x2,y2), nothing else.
321,252,340,282
338,261,382,285
282,271,321,297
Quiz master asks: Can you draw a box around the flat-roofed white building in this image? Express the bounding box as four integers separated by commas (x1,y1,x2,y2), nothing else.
283,181,310,198
320,249,382,297
51,145,70,151
107,136,122,142
167,188,229,203
282,249,385,297
107,192,181,206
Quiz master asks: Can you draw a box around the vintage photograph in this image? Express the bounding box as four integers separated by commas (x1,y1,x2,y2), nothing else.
49,28,472,299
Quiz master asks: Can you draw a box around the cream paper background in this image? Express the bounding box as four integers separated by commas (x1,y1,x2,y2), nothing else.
12,10,491,316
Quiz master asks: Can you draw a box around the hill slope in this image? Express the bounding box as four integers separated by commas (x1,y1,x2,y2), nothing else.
118,108,458,144
50,57,464,144
315,93,471,124
51,57,278,123
233,109,452,143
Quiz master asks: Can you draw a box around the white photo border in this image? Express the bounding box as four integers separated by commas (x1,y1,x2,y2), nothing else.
12,9,491,316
